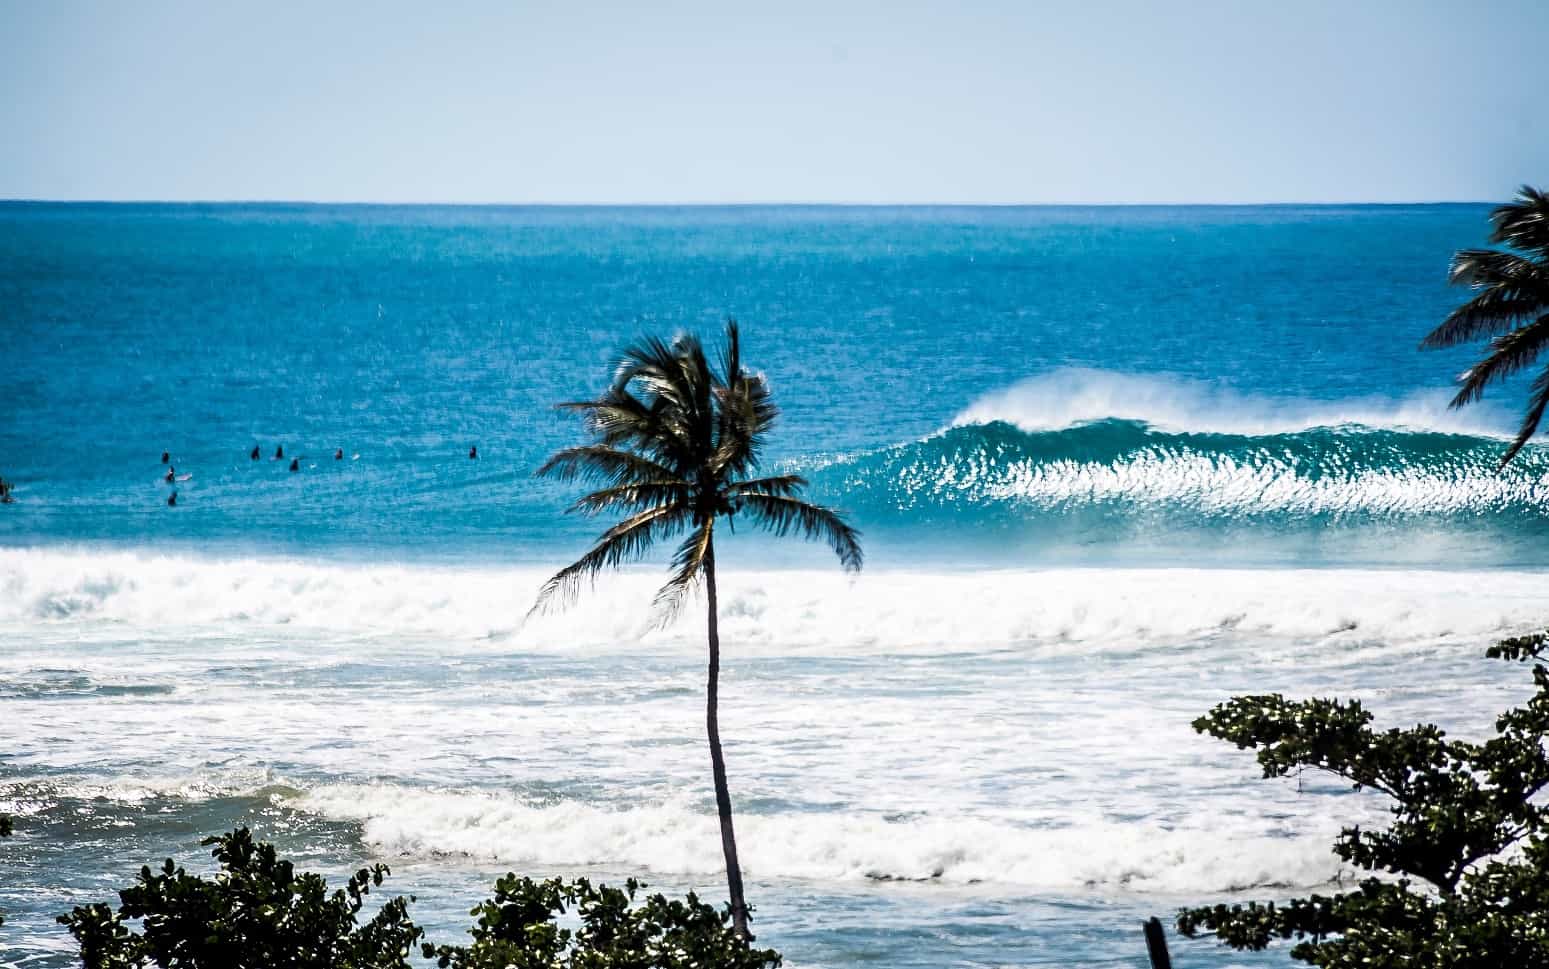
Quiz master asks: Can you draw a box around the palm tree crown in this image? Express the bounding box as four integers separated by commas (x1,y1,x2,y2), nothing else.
1422,185,1549,464
533,320,862,616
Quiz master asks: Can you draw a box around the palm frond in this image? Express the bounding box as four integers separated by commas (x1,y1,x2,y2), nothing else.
536,445,685,487
727,474,807,498
712,321,779,476
737,494,863,572
719,319,742,392
612,334,684,395
1422,250,1549,349
650,522,715,626
558,391,696,470
567,481,691,517
529,504,691,614
1501,366,1549,466
1490,186,1549,256
611,331,716,465
1450,313,1549,407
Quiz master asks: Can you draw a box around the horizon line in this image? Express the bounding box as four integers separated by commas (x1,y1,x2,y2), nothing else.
0,197,1499,208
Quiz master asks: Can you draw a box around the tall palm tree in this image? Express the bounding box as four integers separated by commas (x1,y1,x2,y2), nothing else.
531,320,863,938
1422,185,1549,464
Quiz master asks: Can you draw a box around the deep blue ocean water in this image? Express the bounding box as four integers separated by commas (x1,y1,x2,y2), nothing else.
2,203,1545,968
3,201,1534,562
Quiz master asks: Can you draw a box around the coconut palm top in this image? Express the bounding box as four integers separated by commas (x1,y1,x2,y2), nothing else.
533,320,862,618
1423,186,1549,464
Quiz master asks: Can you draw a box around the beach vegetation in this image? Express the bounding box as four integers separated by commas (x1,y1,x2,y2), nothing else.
57,828,780,969
532,320,863,937
1178,631,1549,967
423,873,781,968
59,828,423,968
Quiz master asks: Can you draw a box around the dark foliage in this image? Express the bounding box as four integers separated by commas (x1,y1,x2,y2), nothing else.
58,828,424,969
57,829,785,969
1422,186,1549,464
1177,631,1549,967
533,319,861,621
422,874,782,969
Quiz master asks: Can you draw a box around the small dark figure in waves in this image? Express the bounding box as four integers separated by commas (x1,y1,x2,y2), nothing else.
166,491,177,507
335,448,344,461
164,467,176,483
274,445,284,460
289,457,300,472
161,451,170,464
469,445,478,460
250,445,261,461
0,478,13,504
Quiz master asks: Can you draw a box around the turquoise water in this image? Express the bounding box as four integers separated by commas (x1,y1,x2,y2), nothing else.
2,203,1544,966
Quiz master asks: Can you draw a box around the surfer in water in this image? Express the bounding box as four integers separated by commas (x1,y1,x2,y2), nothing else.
166,491,177,507
335,448,344,460
0,478,12,504
469,445,478,459
161,451,170,464
274,444,284,460
164,467,176,483
250,445,261,461
289,457,300,472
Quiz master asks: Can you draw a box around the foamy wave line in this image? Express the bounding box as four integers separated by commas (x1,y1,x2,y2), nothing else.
299,783,1343,894
951,369,1509,437
3,547,1546,651
884,448,1549,517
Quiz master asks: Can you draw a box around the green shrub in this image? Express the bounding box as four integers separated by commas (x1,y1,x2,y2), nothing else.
423,873,782,969
1178,632,1549,967
59,828,423,969
58,828,782,969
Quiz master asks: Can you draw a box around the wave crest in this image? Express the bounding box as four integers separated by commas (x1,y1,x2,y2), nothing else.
950,369,1508,436
4,548,1544,651
299,783,1344,893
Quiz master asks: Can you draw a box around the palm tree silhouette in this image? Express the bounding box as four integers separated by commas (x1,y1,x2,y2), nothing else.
1423,186,1549,464
532,320,862,937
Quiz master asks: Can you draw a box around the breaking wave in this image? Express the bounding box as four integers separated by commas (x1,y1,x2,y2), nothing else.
3,547,1544,651
298,782,1346,894
803,373,1549,564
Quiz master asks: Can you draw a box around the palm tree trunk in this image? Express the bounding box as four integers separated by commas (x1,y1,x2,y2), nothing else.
704,537,752,939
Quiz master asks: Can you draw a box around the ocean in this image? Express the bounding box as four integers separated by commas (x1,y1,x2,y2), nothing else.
1,202,1544,967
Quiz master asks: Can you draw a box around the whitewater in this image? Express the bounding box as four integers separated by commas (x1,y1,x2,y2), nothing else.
4,202,1548,967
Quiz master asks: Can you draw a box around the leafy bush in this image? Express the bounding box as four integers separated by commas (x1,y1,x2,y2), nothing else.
58,828,782,969
1177,632,1549,967
59,828,423,968
423,873,782,969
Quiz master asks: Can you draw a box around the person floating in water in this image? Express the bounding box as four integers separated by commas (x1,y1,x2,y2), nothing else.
0,478,12,504
289,457,300,472
166,491,177,507
274,445,284,460
469,445,478,459
335,448,344,461
250,445,261,461
161,451,170,464
164,467,176,483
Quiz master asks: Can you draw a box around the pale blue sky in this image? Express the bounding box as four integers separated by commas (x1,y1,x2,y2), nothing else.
2,0,1545,204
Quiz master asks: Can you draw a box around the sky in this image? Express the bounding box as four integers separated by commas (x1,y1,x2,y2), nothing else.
2,0,1546,205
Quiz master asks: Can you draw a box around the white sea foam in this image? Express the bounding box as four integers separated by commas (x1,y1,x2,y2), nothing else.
297,783,1346,893
951,368,1511,437
4,546,1539,910
886,448,1549,517
2,547,1545,652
